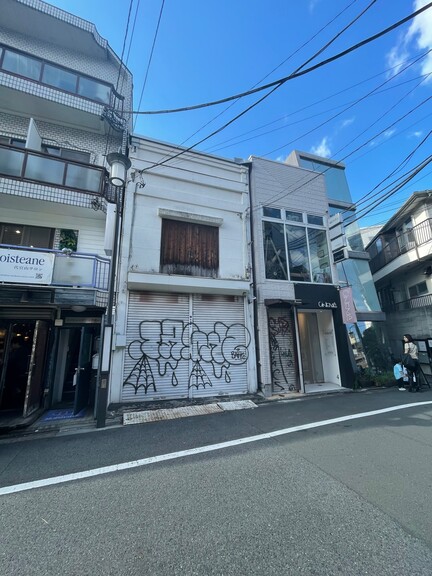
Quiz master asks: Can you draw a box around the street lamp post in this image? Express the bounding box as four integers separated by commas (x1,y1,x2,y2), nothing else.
95,151,131,428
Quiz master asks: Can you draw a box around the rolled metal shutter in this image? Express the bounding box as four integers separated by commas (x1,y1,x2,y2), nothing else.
191,294,249,397
0,308,54,320
122,292,190,401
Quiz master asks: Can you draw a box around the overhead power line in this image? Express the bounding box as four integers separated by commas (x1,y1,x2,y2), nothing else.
128,1,432,116
138,0,385,173
133,0,166,131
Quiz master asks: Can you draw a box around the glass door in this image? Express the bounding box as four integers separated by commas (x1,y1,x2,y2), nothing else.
23,320,50,417
297,312,324,384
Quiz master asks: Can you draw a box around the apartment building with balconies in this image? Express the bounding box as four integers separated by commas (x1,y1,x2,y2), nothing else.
366,191,432,366
0,0,132,427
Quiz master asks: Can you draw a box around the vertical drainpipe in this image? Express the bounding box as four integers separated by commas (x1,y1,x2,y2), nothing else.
244,161,264,393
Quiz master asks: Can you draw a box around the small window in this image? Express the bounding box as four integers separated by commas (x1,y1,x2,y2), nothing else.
42,64,78,92
78,77,111,104
160,219,219,277
285,210,303,223
263,207,281,219
307,214,324,226
42,145,90,164
61,149,91,164
0,223,54,248
408,281,428,298
10,139,26,149
3,50,41,80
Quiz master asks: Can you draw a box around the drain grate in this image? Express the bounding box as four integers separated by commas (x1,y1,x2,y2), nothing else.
123,400,257,425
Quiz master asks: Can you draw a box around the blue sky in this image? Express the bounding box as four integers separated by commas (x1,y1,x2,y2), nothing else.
48,0,432,227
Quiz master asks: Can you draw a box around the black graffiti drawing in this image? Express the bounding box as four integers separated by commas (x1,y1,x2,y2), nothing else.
123,319,251,394
269,316,295,391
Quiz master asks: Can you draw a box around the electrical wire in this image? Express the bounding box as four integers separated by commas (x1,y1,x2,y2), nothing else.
161,0,362,151
128,1,432,116
104,0,135,159
248,84,432,216
346,128,432,213
147,0,367,171
206,70,430,155
133,0,166,131
139,0,387,173
344,155,432,225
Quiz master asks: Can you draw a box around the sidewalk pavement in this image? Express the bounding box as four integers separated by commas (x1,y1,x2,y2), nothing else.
0,386,355,441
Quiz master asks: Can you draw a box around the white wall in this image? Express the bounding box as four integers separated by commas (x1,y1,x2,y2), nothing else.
0,196,106,255
127,139,250,280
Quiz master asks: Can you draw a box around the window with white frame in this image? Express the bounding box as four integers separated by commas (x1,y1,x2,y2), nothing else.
263,208,331,283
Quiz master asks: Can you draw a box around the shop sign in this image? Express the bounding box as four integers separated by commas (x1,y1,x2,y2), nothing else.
0,248,54,285
317,301,338,309
340,286,357,324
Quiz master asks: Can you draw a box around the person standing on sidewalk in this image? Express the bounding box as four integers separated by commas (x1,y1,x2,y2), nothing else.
393,359,408,391
402,334,420,392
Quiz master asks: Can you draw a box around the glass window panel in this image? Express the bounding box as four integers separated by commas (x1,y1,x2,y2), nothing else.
1,223,24,245
24,226,54,248
307,214,323,226
308,228,331,283
65,164,101,192
0,147,24,177
286,210,303,222
336,259,381,312
42,145,61,157
408,285,417,298
285,225,310,282
61,149,90,163
42,64,77,92
263,221,288,280
299,157,352,203
78,77,110,103
10,139,26,149
3,50,41,80
263,207,281,219
25,154,65,185
418,281,428,295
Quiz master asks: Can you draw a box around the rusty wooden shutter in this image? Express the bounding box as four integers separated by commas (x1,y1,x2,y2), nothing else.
160,219,219,277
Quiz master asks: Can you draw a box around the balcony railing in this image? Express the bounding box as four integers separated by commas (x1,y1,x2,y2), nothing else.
0,244,110,290
382,292,432,313
0,143,106,194
369,218,432,274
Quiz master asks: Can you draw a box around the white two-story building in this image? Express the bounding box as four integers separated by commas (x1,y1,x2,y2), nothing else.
109,136,256,405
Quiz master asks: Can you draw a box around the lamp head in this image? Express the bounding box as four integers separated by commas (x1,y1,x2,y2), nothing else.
106,152,131,188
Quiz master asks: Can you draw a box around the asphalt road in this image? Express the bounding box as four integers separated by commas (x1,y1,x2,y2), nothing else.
1,389,432,575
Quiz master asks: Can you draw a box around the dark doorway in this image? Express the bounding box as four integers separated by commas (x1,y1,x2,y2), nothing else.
0,321,49,415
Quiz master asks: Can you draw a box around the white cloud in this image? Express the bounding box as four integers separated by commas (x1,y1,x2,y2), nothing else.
386,1,432,81
310,136,331,158
309,0,321,14
341,117,355,128
384,129,396,138
410,130,423,137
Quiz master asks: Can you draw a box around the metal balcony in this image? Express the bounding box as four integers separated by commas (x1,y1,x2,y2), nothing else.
369,219,432,275
0,244,110,290
0,143,105,194
381,293,432,313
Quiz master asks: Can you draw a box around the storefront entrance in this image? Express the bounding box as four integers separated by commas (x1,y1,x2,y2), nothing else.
297,310,340,391
52,326,98,415
0,320,50,417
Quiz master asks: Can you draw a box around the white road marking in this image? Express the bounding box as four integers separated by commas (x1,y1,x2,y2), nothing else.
1,401,431,496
